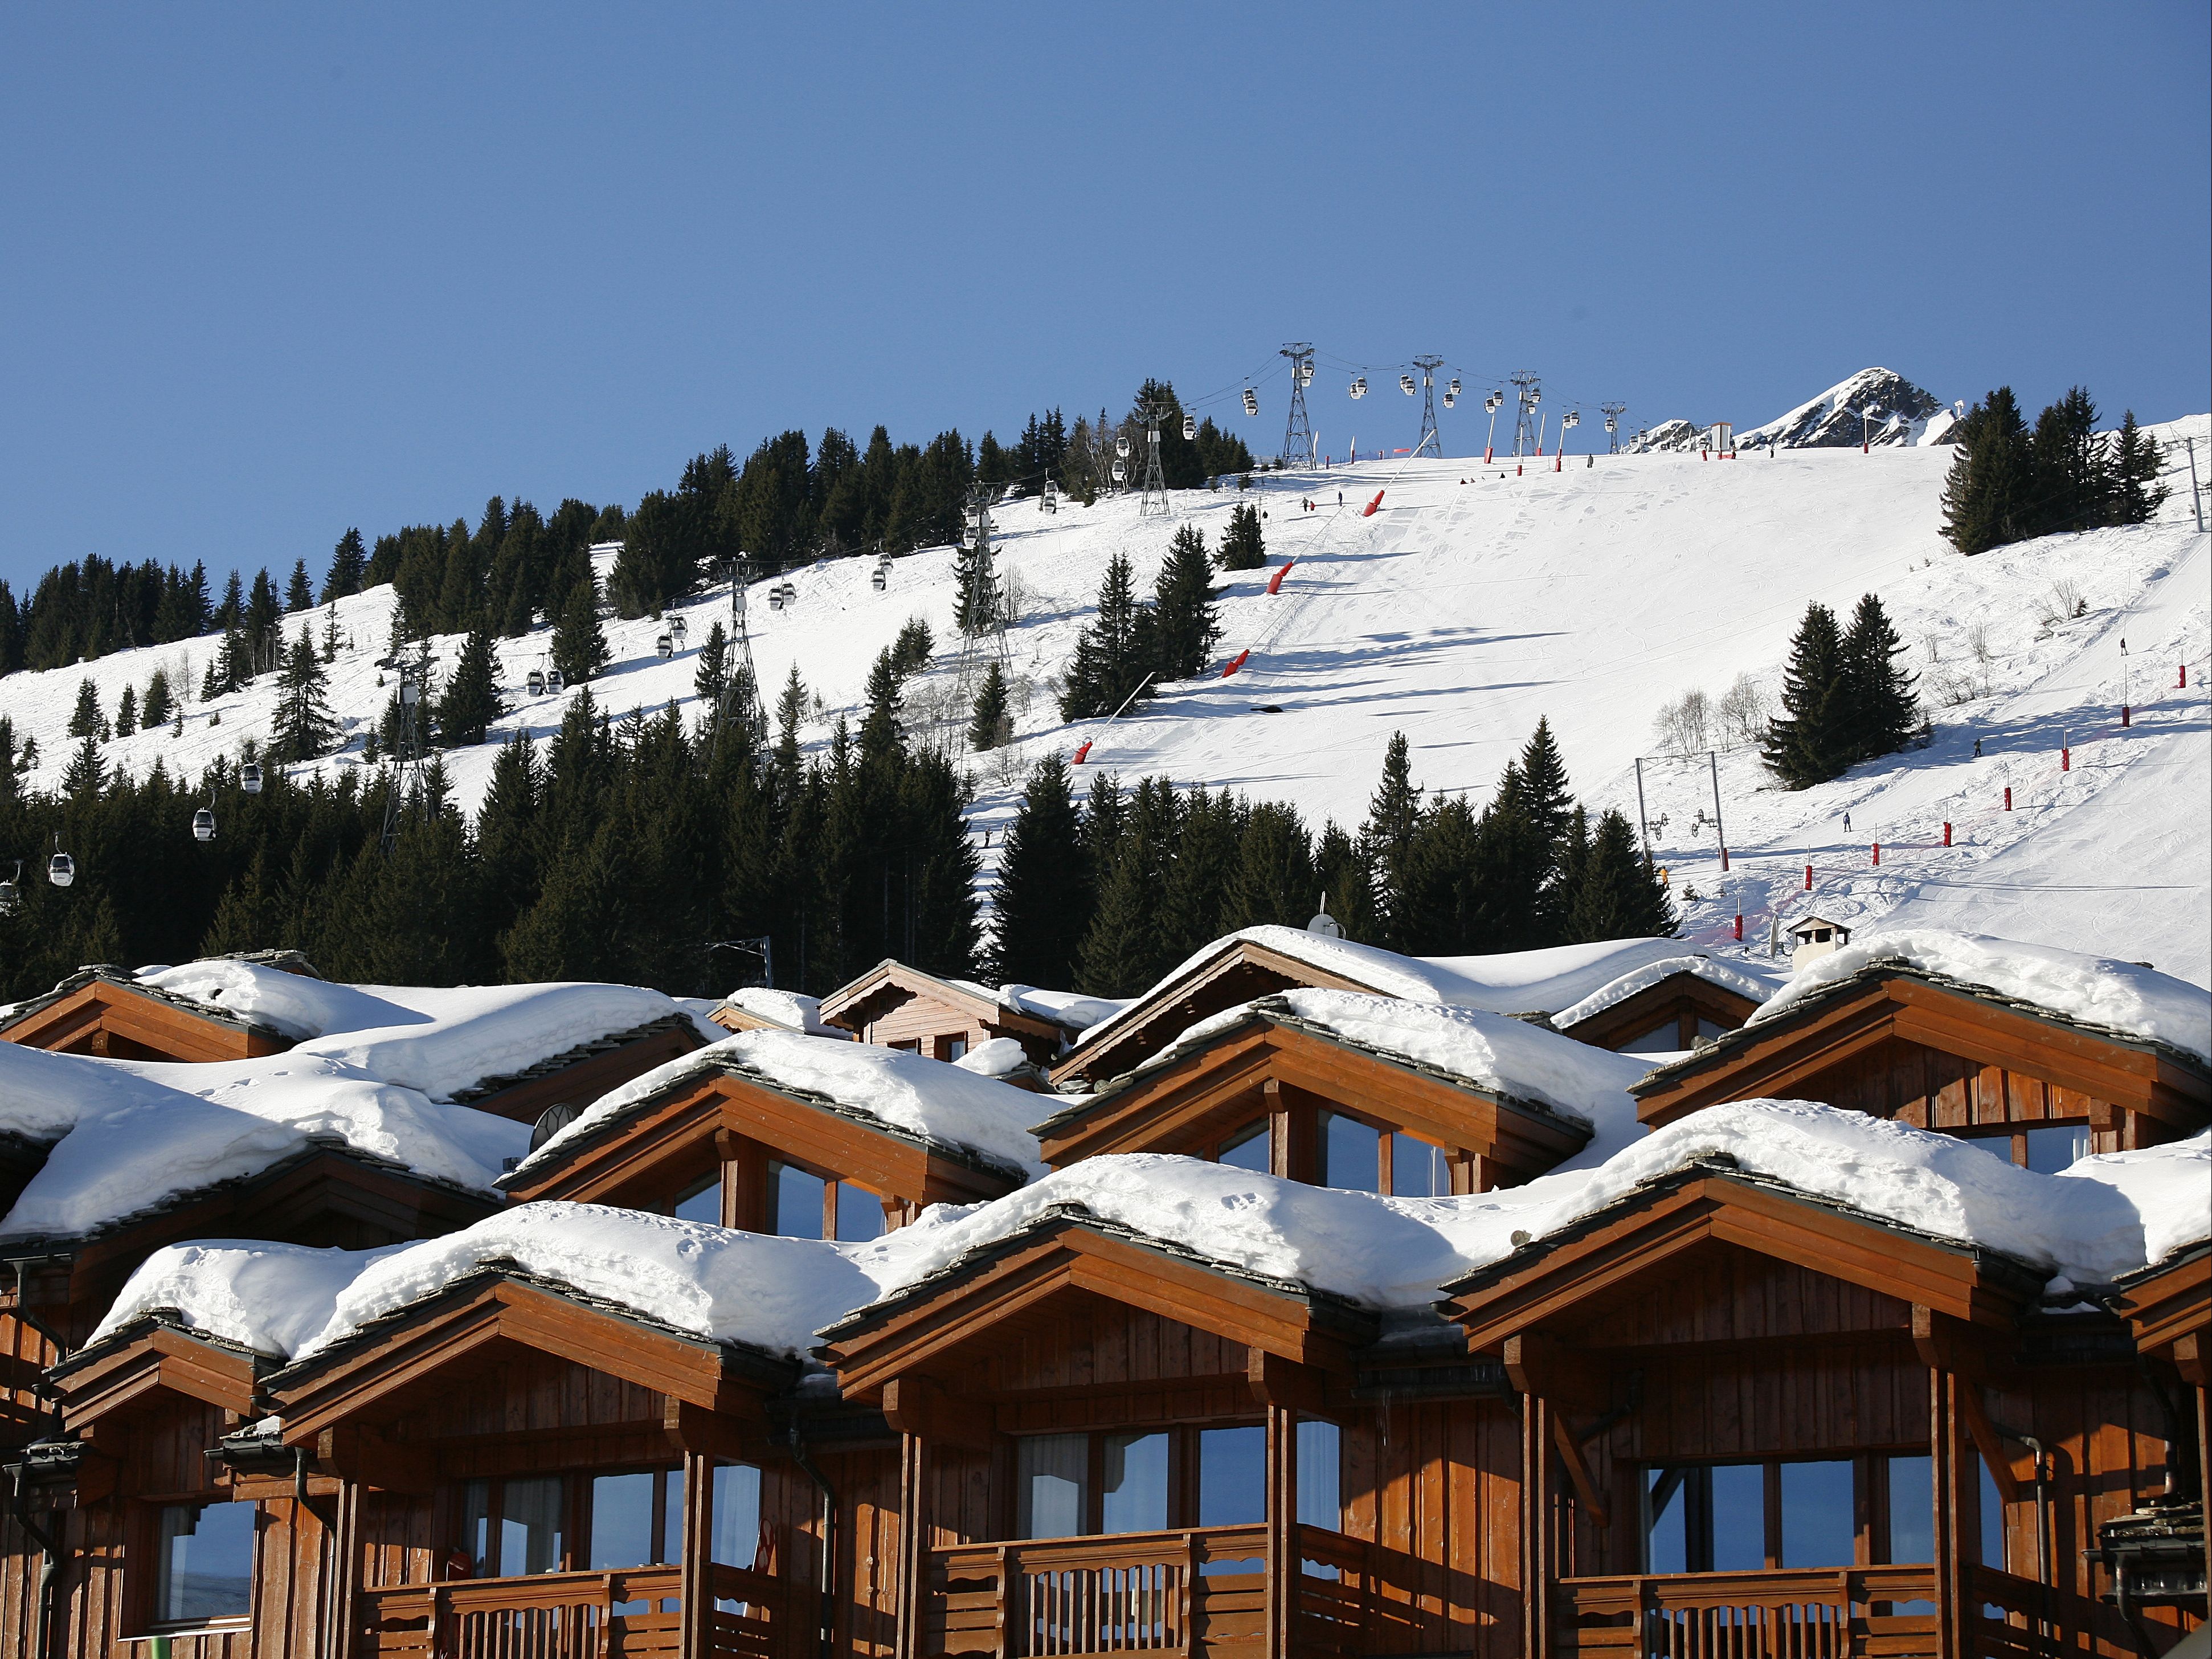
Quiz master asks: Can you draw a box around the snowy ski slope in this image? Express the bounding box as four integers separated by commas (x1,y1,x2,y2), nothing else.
5,412,2206,983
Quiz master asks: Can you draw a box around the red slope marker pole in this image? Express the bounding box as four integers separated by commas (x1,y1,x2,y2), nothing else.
1943,822,1952,847
1734,910,1744,942
1872,842,1880,867
1804,863,1813,890
2003,787,2012,811
2060,745,2070,772
1361,491,1385,517
1072,741,1092,765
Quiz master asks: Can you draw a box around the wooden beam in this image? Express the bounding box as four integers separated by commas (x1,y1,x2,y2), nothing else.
663,1398,766,1463
1910,1304,2014,1382
1549,1410,1610,1530
1246,1349,1328,1415
1952,1384,2019,1506
316,1422,436,1493
1504,1330,1609,1415
881,1375,995,1450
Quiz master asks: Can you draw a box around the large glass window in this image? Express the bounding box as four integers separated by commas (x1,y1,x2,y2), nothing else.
500,1476,565,1576
1197,1427,1266,1527
2023,1123,2092,1174
1016,1433,1089,1539
768,1162,829,1239
589,1469,682,1568
1388,1132,1449,1197
1645,1455,1937,1572
1319,1112,1381,1192
154,1501,255,1626
1887,1456,1933,1562
1778,1460,1854,1567
671,1174,721,1225
835,1181,885,1242
1295,1419,1340,1529
1101,1433,1170,1533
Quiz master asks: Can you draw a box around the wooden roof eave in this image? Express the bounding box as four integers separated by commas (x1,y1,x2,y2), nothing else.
1554,971,1763,1047
1049,939,1385,1088
51,1319,265,1431
0,978,289,1060
268,1273,797,1445
1442,1167,2042,1353
2110,1244,2209,1357
1631,973,2207,1128
818,1211,1377,1399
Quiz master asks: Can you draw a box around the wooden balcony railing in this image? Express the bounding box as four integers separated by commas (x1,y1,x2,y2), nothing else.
1559,1566,1941,1659
1968,1565,2130,1659
357,1562,792,1658
927,1524,1269,1657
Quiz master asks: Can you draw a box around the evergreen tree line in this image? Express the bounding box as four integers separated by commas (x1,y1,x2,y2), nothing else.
990,721,1675,998
1056,519,1241,722
1941,386,2168,556
0,670,978,1005
1761,593,1921,790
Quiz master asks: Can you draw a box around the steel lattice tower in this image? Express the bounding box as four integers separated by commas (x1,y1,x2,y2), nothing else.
709,554,768,759
1135,398,1172,517
1412,356,1445,457
1279,344,1315,467
1601,402,1628,455
1509,371,1543,457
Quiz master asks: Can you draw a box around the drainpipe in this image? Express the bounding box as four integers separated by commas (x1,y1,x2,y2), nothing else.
8,1461,59,1659
787,1413,838,1659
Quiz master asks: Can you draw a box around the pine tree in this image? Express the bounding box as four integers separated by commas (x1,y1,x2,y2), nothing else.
1940,389,2033,555
988,752,1091,987
60,732,105,798
285,559,314,612
693,620,730,712
2026,386,2106,536
968,661,1010,751
140,671,173,732
1058,554,1153,721
1157,787,1242,956
115,685,137,737
1221,801,1316,931
1515,718,1576,933
774,667,807,792
1762,602,1850,789
1313,820,1376,942
322,606,341,663
2111,412,2169,525
1217,503,1266,571
1569,808,1676,941
1396,794,1484,955
1360,733,1424,951
214,570,245,630
322,528,368,603
860,648,904,762
1150,525,1222,680
1838,593,1918,762
271,630,340,762
67,679,106,740
551,575,610,684
439,624,505,747
1077,775,1179,994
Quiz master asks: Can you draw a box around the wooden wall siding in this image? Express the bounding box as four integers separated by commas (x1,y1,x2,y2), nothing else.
1818,1035,2134,1146
467,1023,704,1126
389,1347,662,1443
821,1446,901,1659
1339,1398,1524,1655
948,1300,1251,1399
1557,976,1760,1053
1560,1247,1919,1352
1,1307,61,1446
859,992,993,1059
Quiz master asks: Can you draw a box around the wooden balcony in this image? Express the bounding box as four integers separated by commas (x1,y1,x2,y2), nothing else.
1559,1566,1942,1659
357,1562,795,1657
923,1523,1446,1658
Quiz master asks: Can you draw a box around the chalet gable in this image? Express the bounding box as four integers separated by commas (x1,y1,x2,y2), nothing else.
1035,997,1594,1190
817,1205,1380,1408
448,1011,705,1125
819,958,1065,1064
499,1049,1031,1229
49,1314,267,1432
0,966,293,1061
1549,963,1765,1052
1630,961,2210,1149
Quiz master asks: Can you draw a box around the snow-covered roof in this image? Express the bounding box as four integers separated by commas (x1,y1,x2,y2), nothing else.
1745,930,2212,1066
995,984,1128,1035
1086,988,1648,1140
1081,928,1700,1047
510,1029,1047,1182
87,1108,2210,1374
718,987,844,1037
0,1040,526,1244
1550,955,1782,1032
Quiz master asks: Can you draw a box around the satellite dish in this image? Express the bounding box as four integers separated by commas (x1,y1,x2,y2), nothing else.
1306,893,1343,939
529,1100,585,1152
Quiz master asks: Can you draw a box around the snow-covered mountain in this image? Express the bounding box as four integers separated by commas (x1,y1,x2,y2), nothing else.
1625,367,1954,452
4,411,2206,983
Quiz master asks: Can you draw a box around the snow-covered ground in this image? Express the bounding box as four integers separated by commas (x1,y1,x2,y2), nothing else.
6,408,2205,984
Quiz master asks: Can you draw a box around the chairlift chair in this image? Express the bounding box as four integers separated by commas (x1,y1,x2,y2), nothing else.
1298,363,1314,386
241,761,265,795
1241,388,1258,416
1399,374,1417,395
48,852,75,889
192,807,217,843
768,586,785,612
1181,415,1196,441
527,668,546,697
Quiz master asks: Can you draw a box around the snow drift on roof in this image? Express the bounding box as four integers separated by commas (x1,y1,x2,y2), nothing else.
1084,927,1694,1043
1551,955,1782,1031
952,1037,1032,1080
134,961,420,1041
2055,1134,2212,1269
999,984,1127,1033
722,987,844,1036
1748,930,2212,1063
0,1043,528,1243
85,1239,394,1357
516,1030,1046,1179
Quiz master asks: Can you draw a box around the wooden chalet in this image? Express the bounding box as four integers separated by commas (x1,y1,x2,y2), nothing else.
1441,1158,2205,1658
0,967,293,1063
818,961,1068,1067
1033,995,1593,1194
814,1202,1523,1659
448,1012,706,1127
1049,935,1404,1090
0,1143,499,1452
15,1255,880,1659
500,1051,1030,1237
1548,967,1764,1054
1631,961,2212,1161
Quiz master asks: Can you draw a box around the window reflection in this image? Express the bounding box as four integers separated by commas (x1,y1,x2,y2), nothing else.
1219,1121,1270,1174
1296,1419,1340,1529
1888,1455,1933,1562
1101,1432,1170,1533
1778,1460,1853,1566
156,1502,255,1625
671,1175,720,1225
500,1476,564,1577
1017,1433,1088,1539
768,1162,827,1239
835,1181,884,1242
1389,1133,1448,1196
2023,1123,2091,1174
1198,1426,1267,1527
1319,1112,1380,1193
589,1471,659,1568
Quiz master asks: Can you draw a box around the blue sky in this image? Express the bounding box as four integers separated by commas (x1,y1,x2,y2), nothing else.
3,5,2206,590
